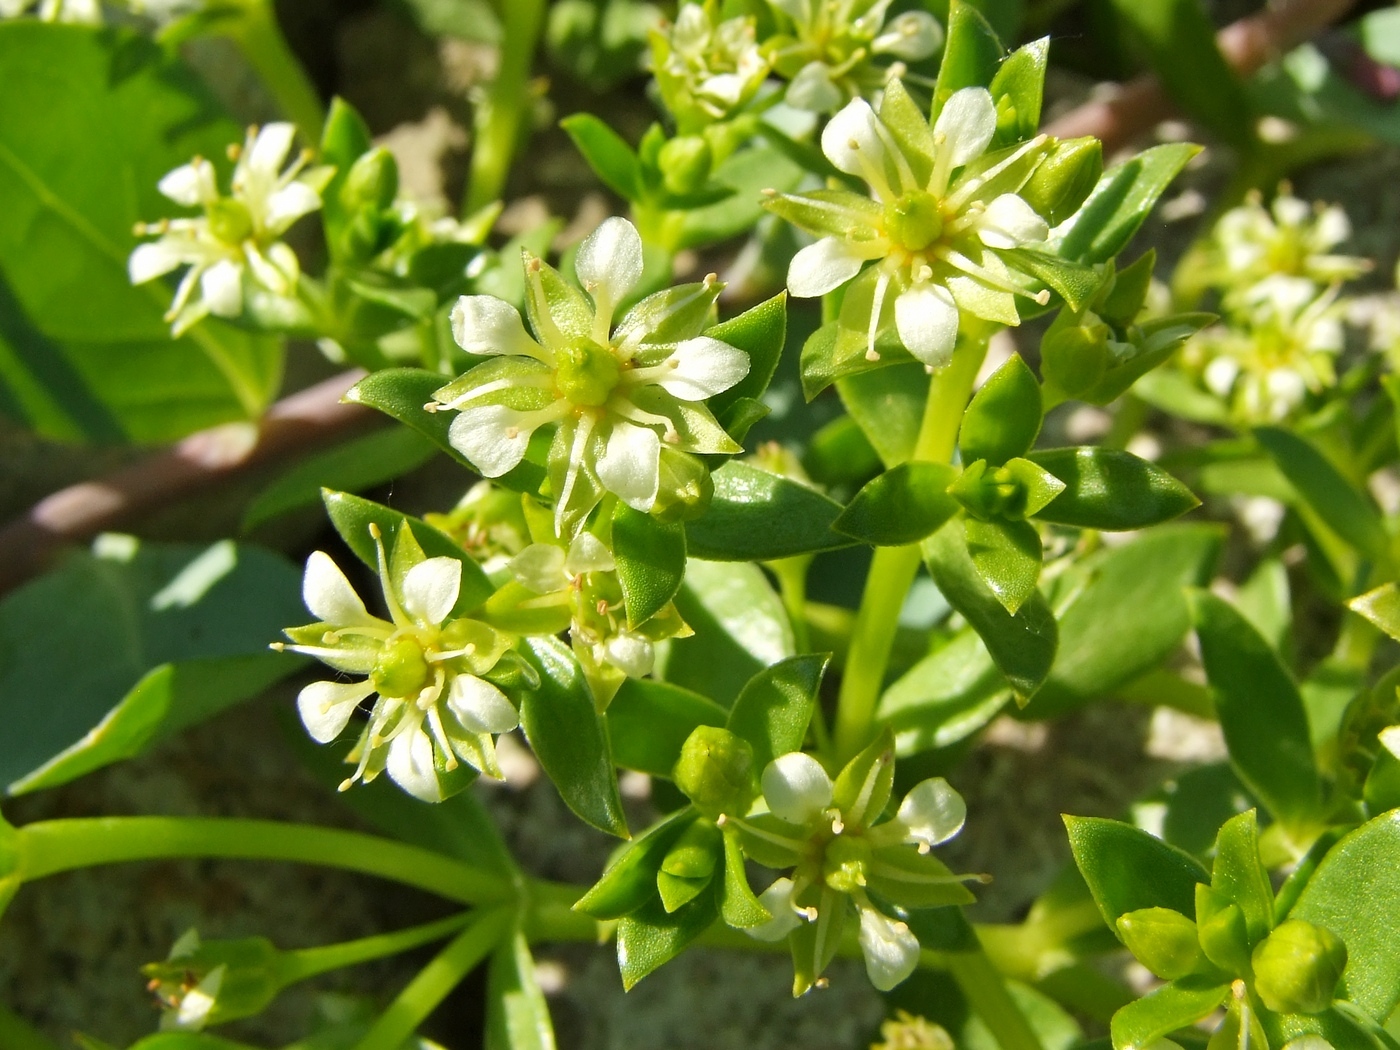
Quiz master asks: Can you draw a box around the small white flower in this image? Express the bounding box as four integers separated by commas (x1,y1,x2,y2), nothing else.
129,123,331,335
654,2,770,128
762,752,834,824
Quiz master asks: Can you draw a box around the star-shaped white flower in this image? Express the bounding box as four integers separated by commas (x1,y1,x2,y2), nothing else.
655,2,770,128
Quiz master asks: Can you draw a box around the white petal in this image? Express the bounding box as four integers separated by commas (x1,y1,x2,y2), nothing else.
248,122,297,176
448,404,536,477
786,61,844,113
1379,725,1400,761
761,752,833,825
297,680,374,743
747,878,803,942
896,777,967,848
158,160,215,207
657,337,751,400
450,296,540,357
447,675,519,734
603,632,654,678
565,532,616,575
977,194,1049,249
166,965,224,1030
1203,356,1239,398
787,237,870,298
128,241,184,284
386,721,444,802
1272,194,1309,227
200,259,243,317
934,87,997,170
821,97,889,179
575,216,644,306
510,543,569,592
894,283,959,368
1313,206,1350,248
596,422,661,511
400,557,462,625
263,181,321,232
872,11,943,60
858,904,920,991
303,550,374,624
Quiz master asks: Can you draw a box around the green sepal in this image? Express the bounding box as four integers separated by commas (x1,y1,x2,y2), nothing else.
657,870,711,913
1108,977,1231,1050
788,894,847,996
1097,250,1156,327
959,354,1043,465
574,809,696,920
865,847,978,909
1116,907,1207,981
731,813,806,869
1210,810,1274,945
1350,582,1400,642
832,727,896,828
1030,448,1200,530
1195,884,1252,975
720,827,772,929
616,885,720,989
1207,994,1269,1050
0,813,17,924
834,462,961,546
988,37,1048,147
932,0,1003,120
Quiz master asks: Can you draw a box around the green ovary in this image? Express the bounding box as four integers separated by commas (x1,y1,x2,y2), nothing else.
555,339,623,407
207,198,254,243
883,191,944,253
371,636,433,698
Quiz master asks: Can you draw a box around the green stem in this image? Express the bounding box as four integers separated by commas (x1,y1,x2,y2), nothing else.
16,817,511,906
947,949,1046,1050
770,556,813,654
281,912,476,984
230,0,325,142
353,908,513,1050
463,0,545,215
831,337,987,761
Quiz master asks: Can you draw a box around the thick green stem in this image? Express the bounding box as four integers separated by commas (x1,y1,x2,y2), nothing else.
831,338,987,761
947,949,1046,1050
463,0,545,214
282,912,476,984
353,909,512,1050
16,818,511,905
231,0,324,142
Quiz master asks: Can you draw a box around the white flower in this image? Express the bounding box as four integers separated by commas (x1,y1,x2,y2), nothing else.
433,216,749,535
276,528,520,802
129,123,331,335
654,2,770,128
767,84,1053,368
748,877,808,941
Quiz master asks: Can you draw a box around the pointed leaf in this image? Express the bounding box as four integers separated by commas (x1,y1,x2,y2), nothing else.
725,655,829,772
989,37,1049,145
1210,810,1274,944
965,517,1043,616
612,504,686,629
1066,816,1208,929
486,928,557,1050
1051,144,1200,264
960,354,1043,465
616,888,718,989
933,1,1004,120
1350,582,1400,641
704,293,787,417
720,828,771,928
684,462,853,561
1030,447,1199,530
834,462,961,546
575,810,695,920
608,679,727,778
1109,978,1232,1050
559,113,642,201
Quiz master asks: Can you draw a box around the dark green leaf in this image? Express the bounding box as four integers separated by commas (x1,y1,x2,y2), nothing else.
559,113,642,201
611,504,686,628
677,145,805,250
876,629,1010,751
519,637,629,838
608,679,727,777
960,354,1042,465
1051,144,1200,264
1065,815,1209,927
243,427,436,530
725,655,829,771
1108,978,1231,1050
705,293,787,417
1030,447,1199,530
486,928,557,1050
1189,590,1322,826
834,462,960,546
923,519,1057,701
321,490,495,615
965,517,1042,616
684,462,853,561
933,1,1004,120
989,37,1048,145
0,23,281,442
0,537,303,794
616,887,718,989
574,810,694,920
838,363,931,466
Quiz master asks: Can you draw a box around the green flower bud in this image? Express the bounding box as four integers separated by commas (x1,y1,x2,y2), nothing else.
1251,919,1347,1015
659,135,713,195
370,637,432,698
1116,907,1205,980
673,725,758,819
1196,884,1252,976
823,836,873,894
1040,319,1111,398
1019,137,1102,225
651,449,714,523
343,147,399,212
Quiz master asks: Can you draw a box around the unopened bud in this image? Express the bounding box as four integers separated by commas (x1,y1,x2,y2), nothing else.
1116,907,1205,980
1040,318,1111,397
1196,884,1252,976
659,135,713,196
1251,920,1347,1015
673,726,758,820
343,147,399,212
651,449,713,523
1020,137,1102,226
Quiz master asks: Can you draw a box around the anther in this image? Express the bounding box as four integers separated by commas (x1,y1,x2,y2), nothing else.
831,816,845,834
596,599,609,616
814,977,830,989
761,187,777,197
424,401,440,413
505,426,520,439
1034,290,1051,306
865,348,881,362
703,272,719,286
368,522,383,540
917,842,931,854
715,813,729,826
847,138,860,150
527,257,542,273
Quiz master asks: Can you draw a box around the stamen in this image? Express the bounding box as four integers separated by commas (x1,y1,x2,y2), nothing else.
368,523,410,628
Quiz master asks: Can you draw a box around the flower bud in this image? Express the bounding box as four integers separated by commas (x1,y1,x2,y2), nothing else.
1019,137,1102,225
660,135,713,196
1196,884,1252,976
343,147,399,212
1116,907,1205,980
651,449,714,523
673,726,758,819
1040,318,1111,398
1251,919,1347,1015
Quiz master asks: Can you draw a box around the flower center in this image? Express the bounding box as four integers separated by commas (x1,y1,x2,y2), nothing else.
555,339,622,408
371,635,433,698
822,834,872,894
207,199,254,244
883,191,944,253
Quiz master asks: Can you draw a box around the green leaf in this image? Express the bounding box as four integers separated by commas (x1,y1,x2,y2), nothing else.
321,490,495,615
989,37,1049,145
1189,590,1322,826
704,292,787,418
575,810,694,920
0,537,303,794
1255,427,1392,568
616,887,718,989
684,462,853,561
1350,582,1400,641
1210,810,1274,944
0,23,281,442
1108,978,1231,1050
933,1,1004,121
838,363,931,466
834,462,961,546
1065,815,1209,927
243,427,436,530
1051,144,1200,264
959,354,1043,465
720,827,771,928
1108,0,1254,148
677,145,805,250
725,654,829,772
998,248,1102,312
612,504,686,629
486,928,557,1050
608,679,728,777
560,113,642,201
1030,447,1200,530
518,637,629,838
923,519,1057,701
877,629,1010,751
965,517,1043,616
